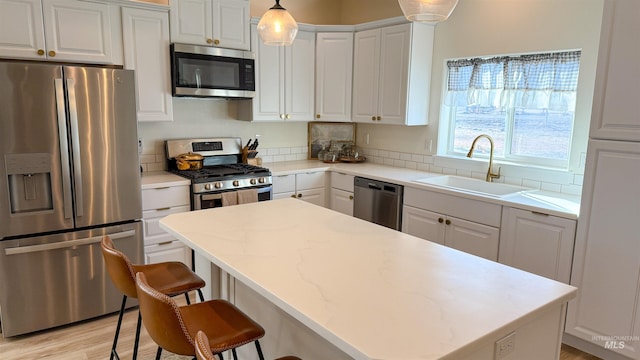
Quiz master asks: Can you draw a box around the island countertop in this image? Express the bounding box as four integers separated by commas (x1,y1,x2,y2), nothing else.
160,198,577,360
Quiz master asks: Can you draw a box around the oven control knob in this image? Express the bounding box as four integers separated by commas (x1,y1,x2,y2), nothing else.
250,178,257,185
233,180,239,187
205,183,213,190
214,182,222,189
258,177,265,184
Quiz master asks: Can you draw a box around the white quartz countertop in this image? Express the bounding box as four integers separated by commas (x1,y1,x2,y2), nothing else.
141,171,190,189
265,160,581,219
160,198,577,360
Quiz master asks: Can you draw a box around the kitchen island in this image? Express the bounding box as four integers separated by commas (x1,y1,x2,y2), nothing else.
160,198,576,360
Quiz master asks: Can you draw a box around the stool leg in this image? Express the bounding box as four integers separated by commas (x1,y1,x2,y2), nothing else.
132,311,142,360
197,289,205,302
110,295,127,360
155,347,162,360
255,340,265,360
185,292,191,305
232,348,238,360
217,352,224,360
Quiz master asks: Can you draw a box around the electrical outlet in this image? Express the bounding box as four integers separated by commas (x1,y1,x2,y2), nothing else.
494,332,515,359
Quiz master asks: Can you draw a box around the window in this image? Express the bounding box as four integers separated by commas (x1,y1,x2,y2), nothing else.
442,51,581,168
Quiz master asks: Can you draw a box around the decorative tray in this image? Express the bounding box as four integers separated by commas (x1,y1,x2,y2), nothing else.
339,156,366,163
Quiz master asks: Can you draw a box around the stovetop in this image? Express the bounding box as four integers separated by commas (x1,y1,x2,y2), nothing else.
171,164,271,183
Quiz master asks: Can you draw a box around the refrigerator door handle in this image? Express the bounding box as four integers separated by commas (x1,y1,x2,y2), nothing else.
54,78,74,220
66,78,84,218
4,230,136,256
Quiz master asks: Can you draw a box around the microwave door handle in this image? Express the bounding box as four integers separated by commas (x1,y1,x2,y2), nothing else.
54,78,73,220
66,78,83,218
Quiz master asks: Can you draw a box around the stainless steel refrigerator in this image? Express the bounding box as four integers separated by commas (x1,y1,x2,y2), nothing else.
0,62,143,337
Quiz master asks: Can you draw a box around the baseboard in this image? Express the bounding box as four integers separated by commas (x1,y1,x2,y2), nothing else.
563,333,633,360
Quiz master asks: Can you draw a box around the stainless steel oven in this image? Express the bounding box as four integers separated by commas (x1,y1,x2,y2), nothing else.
195,186,272,210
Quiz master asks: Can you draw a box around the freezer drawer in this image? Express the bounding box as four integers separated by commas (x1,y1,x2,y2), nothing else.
0,222,142,337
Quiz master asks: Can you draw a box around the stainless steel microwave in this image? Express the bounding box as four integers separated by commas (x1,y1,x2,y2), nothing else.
170,43,255,98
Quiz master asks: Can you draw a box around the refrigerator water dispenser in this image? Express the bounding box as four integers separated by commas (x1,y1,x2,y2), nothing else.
5,153,53,214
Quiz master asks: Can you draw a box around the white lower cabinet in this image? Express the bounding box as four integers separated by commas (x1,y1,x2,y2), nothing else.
330,172,354,216
272,171,326,207
402,187,501,261
499,207,575,283
142,185,191,266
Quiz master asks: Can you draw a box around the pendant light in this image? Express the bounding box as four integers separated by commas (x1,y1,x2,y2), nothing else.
397,0,459,23
257,0,298,46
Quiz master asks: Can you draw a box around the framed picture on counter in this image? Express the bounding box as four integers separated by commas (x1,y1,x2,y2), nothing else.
308,122,356,159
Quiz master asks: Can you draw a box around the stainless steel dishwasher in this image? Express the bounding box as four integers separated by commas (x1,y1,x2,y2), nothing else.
353,177,403,230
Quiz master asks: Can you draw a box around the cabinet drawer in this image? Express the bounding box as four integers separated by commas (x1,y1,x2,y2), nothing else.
404,187,502,227
143,205,190,237
331,172,354,192
142,185,190,210
272,174,296,194
296,172,326,190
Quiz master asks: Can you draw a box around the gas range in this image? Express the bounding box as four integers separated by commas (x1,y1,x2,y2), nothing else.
165,138,272,209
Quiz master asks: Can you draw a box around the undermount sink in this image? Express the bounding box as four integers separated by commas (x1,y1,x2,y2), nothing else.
413,175,533,198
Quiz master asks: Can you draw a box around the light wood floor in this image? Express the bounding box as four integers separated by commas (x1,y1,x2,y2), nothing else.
0,301,602,360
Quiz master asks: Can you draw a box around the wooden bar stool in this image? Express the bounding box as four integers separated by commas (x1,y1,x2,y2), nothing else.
135,272,266,360
195,330,302,360
101,236,205,360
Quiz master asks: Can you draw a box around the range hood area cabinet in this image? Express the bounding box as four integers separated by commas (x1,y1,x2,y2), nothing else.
169,0,250,51
352,22,434,126
0,0,120,64
238,24,315,122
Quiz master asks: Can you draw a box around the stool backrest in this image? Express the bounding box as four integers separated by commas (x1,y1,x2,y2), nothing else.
101,236,137,298
135,272,195,356
195,330,215,360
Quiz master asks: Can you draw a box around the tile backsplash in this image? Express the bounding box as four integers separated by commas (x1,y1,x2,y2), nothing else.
140,145,583,196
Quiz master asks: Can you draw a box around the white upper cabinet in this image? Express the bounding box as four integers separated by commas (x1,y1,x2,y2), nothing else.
122,7,173,122
589,0,640,141
169,0,249,51
238,25,315,122
0,0,119,64
352,22,433,126
315,32,353,122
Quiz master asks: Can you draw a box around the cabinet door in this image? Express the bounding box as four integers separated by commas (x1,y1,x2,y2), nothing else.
0,0,46,60
250,24,285,121
212,0,249,50
401,205,445,245
589,0,640,141
42,0,114,63
377,24,410,125
499,207,575,283
566,140,640,358
145,241,192,267
315,32,353,122
352,28,380,123
296,172,325,191
330,188,353,216
122,7,173,122
285,30,315,121
298,188,325,207
445,216,499,261
169,0,212,46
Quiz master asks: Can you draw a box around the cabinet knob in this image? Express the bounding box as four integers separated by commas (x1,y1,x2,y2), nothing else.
280,114,285,119
37,49,45,56
290,194,296,198
371,116,376,121
297,193,302,198
316,114,321,118
349,195,353,200
214,39,220,45
206,38,213,44
48,50,56,57
285,114,291,119
445,219,451,225
438,218,444,223
376,116,381,121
